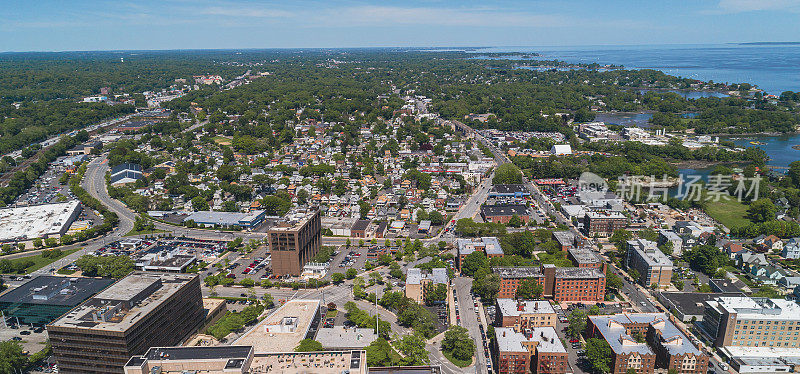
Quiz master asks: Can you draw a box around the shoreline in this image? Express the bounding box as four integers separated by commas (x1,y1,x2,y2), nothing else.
671,160,745,169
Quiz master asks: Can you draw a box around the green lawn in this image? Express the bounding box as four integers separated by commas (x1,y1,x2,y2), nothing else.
5,248,80,274
442,349,473,368
212,136,232,145
703,197,751,229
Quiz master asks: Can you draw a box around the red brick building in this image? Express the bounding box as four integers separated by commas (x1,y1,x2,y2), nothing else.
494,265,606,302
494,327,568,374
586,313,709,374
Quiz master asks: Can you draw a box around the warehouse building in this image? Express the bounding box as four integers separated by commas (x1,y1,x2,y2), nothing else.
0,200,81,241
183,209,266,228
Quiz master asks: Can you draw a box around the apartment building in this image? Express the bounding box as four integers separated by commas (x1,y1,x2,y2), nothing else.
583,210,628,237
457,237,504,269
702,296,800,348
496,299,557,331
493,327,568,374
47,273,205,374
626,239,673,288
405,268,449,304
494,265,605,302
268,208,322,276
587,313,709,374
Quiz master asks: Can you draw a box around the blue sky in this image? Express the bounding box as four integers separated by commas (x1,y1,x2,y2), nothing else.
3,0,800,51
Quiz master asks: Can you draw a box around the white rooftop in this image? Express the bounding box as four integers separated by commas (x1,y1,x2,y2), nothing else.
495,327,565,354
497,299,555,317
0,201,80,241
708,296,800,321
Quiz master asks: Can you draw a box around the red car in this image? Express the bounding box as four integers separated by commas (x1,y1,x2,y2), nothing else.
569,338,579,343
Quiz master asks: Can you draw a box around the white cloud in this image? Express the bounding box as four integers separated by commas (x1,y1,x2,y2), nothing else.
718,0,800,12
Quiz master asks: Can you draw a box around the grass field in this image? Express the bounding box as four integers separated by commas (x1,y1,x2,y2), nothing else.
212,136,232,145
704,197,751,229
6,248,80,274
443,350,473,368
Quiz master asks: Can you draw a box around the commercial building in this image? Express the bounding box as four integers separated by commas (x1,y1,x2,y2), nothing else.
626,239,673,288
134,249,196,273
582,211,627,237
0,276,114,326
495,299,557,331
48,273,205,374
405,268,449,304
0,200,81,241
481,204,530,224
656,292,744,323
268,208,322,276
124,346,254,374
183,210,267,229
233,299,320,353
493,327,568,374
489,184,531,199
494,265,605,302
586,313,709,374
351,219,371,238
702,296,800,348
110,163,143,186
457,237,504,269
722,346,800,374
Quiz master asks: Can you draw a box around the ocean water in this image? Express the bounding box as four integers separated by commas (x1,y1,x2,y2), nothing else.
473,44,800,94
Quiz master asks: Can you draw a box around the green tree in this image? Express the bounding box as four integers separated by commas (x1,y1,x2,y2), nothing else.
585,338,613,374
567,309,588,337
493,163,523,184
515,278,543,300
295,339,324,352
441,325,475,362
461,251,488,277
398,334,429,365
346,268,357,279
0,341,27,373
423,283,447,306
191,196,209,211
332,272,346,284
747,199,777,223
366,338,399,367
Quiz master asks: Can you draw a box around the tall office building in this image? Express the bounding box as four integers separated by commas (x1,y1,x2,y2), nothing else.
268,208,321,276
47,273,204,374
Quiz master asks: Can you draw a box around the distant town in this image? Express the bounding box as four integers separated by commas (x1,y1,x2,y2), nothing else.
1,47,800,374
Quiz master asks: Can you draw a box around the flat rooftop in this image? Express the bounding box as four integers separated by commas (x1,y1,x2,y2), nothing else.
555,267,604,279
315,326,377,349
490,184,529,195
270,208,318,231
495,327,566,354
658,292,744,318
233,299,320,353
493,267,542,279
481,204,528,217
628,239,673,268
406,268,448,286
249,350,366,374
497,299,555,317
0,201,81,241
0,276,114,307
568,248,601,265
457,237,504,256
705,296,800,321
184,210,264,226
49,272,197,332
